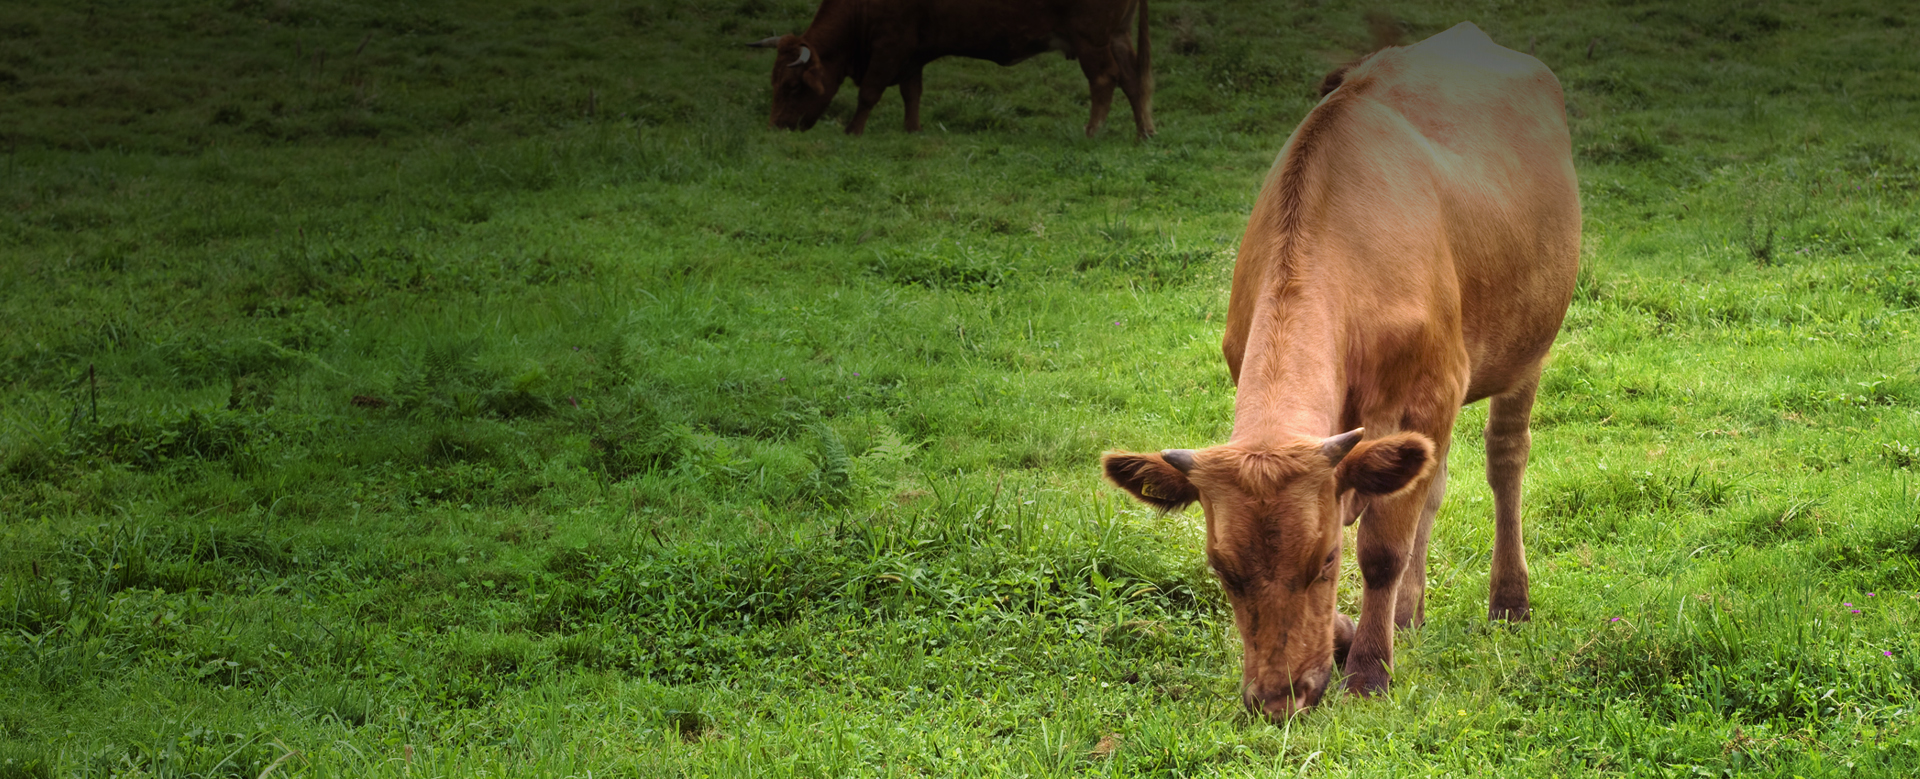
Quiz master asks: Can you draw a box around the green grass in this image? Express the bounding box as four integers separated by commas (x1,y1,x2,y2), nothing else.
3,0,1919,775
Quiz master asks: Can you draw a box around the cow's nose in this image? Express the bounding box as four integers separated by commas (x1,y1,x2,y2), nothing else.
1242,679,1325,721
1243,689,1308,721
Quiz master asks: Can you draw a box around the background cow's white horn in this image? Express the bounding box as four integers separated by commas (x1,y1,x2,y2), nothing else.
747,36,781,48
791,46,812,65
1160,449,1197,474
1320,428,1365,465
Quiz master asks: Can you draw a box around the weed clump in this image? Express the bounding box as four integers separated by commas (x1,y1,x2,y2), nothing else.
390,343,556,422
70,408,282,471
869,244,1014,291
1581,127,1665,163
808,423,854,505
586,389,690,481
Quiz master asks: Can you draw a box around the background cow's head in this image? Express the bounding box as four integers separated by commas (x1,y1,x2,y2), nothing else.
1102,429,1432,719
750,35,839,131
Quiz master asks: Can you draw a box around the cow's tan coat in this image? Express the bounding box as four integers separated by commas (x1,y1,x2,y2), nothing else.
1103,22,1579,719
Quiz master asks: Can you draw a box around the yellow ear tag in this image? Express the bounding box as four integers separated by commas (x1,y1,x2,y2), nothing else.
1139,481,1160,499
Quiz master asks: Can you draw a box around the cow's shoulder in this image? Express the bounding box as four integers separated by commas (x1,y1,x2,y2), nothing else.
1404,22,1545,81
1331,21,1564,154
1345,22,1553,104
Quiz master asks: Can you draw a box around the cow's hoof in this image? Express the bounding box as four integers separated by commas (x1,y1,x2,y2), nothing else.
1344,660,1390,698
1489,603,1532,622
1343,656,1391,698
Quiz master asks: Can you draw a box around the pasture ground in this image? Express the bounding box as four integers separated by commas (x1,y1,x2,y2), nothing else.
3,0,1919,776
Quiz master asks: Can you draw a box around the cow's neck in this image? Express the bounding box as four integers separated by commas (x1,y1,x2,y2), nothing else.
1229,287,1345,447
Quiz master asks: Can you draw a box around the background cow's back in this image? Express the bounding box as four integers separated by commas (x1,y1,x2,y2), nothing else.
753,0,1154,138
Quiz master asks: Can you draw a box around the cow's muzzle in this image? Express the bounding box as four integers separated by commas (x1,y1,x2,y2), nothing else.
1242,667,1331,721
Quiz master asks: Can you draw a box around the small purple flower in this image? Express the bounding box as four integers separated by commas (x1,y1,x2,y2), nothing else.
1851,609,1861,614
1867,593,1876,597
1886,650,1896,657
1609,617,1622,622
1113,321,1122,326
1844,603,1854,608
853,372,860,377
779,377,787,382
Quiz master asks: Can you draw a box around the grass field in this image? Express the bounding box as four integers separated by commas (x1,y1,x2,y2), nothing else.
3,0,1919,776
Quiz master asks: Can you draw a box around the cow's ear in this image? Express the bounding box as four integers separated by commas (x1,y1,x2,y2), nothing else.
1103,450,1200,511
800,64,828,94
1334,432,1433,497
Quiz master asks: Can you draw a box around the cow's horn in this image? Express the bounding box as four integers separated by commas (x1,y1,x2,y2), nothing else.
790,45,812,66
1320,429,1365,465
1160,449,1197,474
747,36,780,48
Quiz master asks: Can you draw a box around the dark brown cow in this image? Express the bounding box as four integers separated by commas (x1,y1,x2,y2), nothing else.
749,0,1153,138
1102,22,1580,719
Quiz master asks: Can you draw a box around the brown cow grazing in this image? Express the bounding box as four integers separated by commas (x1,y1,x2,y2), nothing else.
748,0,1154,138
1102,22,1579,720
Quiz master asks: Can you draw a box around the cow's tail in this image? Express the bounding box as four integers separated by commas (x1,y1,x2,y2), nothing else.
1136,0,1153,105
1134,0,1154,134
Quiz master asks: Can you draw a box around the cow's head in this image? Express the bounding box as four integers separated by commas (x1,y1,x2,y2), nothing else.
749,35,838,130
1102,429,1432,720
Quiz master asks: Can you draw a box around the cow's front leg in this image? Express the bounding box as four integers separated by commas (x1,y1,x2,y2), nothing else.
846,55,908,135
900,64,925,132
1344,477,1428,696
1333,612,1356,667
1395,457,1447,628
845,79,887,135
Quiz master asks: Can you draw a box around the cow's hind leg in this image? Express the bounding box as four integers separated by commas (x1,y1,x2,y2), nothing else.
1486,372,1540,621
1075,46,1120,137
900,64,925,132
1105,37,1155,139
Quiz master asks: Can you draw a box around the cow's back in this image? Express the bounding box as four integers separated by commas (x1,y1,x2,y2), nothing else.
1330,22,1580,402
902,0,1138,64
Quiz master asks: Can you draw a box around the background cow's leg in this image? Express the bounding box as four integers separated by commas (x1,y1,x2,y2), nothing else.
1105,36,1155,138
1486,371,1540,621
1075,46,1119,137
1394,456,1447,629
846,80,887,135
1345,478,1426,696
846,58,905,135
900,64,925,132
